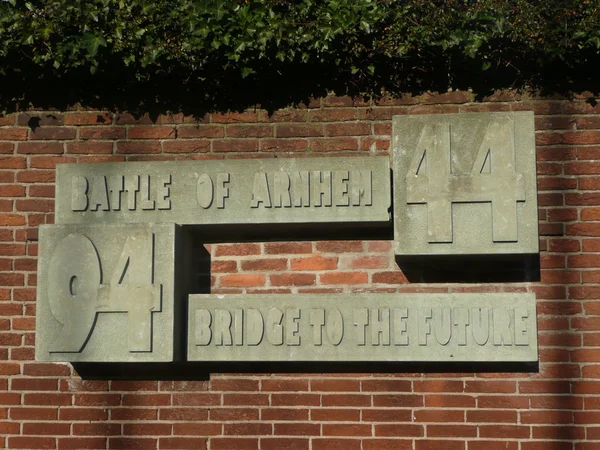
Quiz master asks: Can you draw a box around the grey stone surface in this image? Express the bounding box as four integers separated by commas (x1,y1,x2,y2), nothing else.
36,223,181,362
188,293,537,362
393,112,538,255
55,157,390,225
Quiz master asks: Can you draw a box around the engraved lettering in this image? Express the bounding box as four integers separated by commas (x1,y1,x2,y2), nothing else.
285,308,300,346
156,174,171,210
371,308,390,346
326,308,344,346
350,170,372,206
214,309,233,346
310,309,325,346
273,172,292,208
453,307,469,346
354,308,368,346
406,121,525,243
292,171,310,207
246,309,264,346
472,307,490,345
71,175,89,211
493,308,512,346
251,172,271,208
108,176,124,211
514,308,529,346
433,307,452,345
234,309,243,346
125,175,140,210
90,176,110,211
197,173,214,209
393,308,409,346
216,172,230,209
419,308,432,346
312,170,332,207
140,175,155,210
194,309,212,346
266,308,283,345
332,170,350,206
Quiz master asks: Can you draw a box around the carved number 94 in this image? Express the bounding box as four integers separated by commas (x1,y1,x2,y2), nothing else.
406,121,526,243
47,231,162,353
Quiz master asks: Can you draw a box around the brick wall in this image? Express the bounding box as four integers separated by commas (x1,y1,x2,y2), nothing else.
0,91,598,449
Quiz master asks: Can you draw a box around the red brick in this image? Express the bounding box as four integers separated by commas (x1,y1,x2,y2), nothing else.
128,126,175,139
223,393,268,406
108,438,157,449
121,393,170,406
59,408,107,421
265,242,312,254
210,438,259,450
29,127,75,140
468,441,518,450
310,138,359,151
57,437,106,449
416,440,465,450
79,127,126,140
209,408,259,421
163,140,210,153
66,142,112,154
363,439,412,450
8,437,56,449
271,393,320,407
72,423,120,435
260,379,309,392
312,439,361,450
215,243,261,256
320,272,368,285
427,425,476,437
261,408,308,421
213,139,259,152
172,393,220,406
116,141,161,154
261,438,309,450
276,124,323,138
270,273,316,286
74,393,119,406
171,126,222,141
316,241,363,252
0,129,27,140
241,258,287,271
220,274,266,287
160,437,207,449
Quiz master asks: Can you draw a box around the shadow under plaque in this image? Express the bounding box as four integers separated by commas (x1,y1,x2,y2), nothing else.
72,360,539,380
396,253,541,283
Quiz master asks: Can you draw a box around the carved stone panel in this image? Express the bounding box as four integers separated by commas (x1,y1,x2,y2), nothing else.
188,293,538,362
54,157,390,226
35,223,181,362
393,112,538,255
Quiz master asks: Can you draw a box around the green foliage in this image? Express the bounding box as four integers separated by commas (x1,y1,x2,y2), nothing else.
0,0,599,113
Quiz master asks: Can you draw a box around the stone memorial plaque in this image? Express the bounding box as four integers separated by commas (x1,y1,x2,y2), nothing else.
188,293,537,362
36,223,183,362
393,112,538,255
55,157,390,225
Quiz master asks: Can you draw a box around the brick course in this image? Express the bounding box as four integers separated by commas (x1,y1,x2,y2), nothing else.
0,92,598,448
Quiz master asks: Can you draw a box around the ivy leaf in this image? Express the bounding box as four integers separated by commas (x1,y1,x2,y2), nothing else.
82,32,107,57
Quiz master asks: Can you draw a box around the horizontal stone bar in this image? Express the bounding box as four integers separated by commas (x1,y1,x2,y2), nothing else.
188,293,537,362
55,157,390,225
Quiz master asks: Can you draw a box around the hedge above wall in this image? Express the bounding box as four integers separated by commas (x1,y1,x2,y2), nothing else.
1,0,600,113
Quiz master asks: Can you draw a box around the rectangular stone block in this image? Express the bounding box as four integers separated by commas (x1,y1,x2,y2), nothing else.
35,223,183,362
188,293,537,362
393,112,538,255
55,157,390,225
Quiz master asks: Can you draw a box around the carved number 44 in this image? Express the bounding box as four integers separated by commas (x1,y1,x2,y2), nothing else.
406,120,526,243
47,231,162,353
